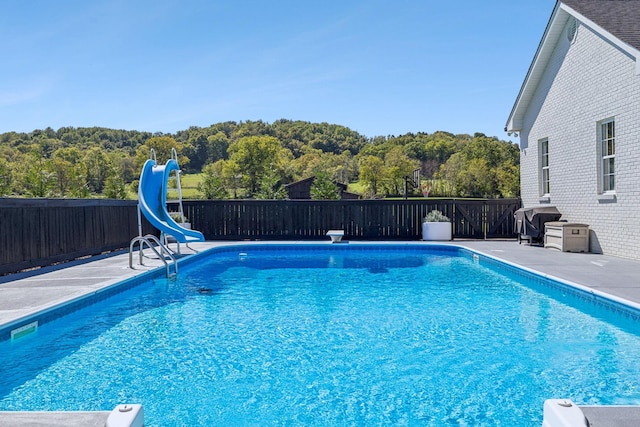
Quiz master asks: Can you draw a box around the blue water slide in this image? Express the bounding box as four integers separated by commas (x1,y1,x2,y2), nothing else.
138,158,205,243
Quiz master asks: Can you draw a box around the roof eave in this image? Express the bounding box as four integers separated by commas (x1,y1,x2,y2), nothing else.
506,1,640,134
505,2,566,133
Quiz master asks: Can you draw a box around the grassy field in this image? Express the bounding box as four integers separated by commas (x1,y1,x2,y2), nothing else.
131,175,371,200
178,173,203,199
181,176,367,199
128,173,204,200
347,181,365,195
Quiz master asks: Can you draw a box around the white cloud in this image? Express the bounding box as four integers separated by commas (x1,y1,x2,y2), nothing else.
0,87,46,107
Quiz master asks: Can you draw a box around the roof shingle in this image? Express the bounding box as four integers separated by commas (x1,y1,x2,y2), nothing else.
562,0,640,50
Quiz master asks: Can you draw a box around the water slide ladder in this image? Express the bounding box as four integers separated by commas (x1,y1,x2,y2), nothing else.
163,148,190,254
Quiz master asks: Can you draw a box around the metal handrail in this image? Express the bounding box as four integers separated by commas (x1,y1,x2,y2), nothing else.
129,234,177,277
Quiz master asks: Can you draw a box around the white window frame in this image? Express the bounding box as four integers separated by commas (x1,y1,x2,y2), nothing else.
598,119,615,194
539,138,550,197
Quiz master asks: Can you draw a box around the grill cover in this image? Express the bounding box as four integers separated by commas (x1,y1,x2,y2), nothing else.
514,206,562,240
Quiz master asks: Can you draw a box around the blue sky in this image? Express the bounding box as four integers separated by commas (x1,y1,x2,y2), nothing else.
0,0,555,141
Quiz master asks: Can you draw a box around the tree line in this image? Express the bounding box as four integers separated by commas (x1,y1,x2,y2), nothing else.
0,120,520,199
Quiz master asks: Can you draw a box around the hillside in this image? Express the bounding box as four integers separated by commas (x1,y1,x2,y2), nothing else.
0,120,519,199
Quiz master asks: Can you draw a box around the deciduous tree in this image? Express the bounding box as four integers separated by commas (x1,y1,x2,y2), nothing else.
228,136,292,196
358,155,387,197
0,158,12,195
18,151,55,197
255,167,287,200
384,146,419,196
310,171,340,200
104,168,128,199
198,162,228,199
84,147,111,194
134,136,182,168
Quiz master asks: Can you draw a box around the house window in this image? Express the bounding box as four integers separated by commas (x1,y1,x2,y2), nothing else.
539,139,550,196
599,119,615,193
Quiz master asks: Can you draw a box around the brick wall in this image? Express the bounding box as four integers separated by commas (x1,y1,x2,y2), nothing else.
519,20,640,259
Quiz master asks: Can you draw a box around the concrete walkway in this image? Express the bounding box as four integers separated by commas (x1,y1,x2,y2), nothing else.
1,239,640,427
0,412,109,427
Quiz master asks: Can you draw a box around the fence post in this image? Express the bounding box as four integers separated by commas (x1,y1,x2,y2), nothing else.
483,202,487,240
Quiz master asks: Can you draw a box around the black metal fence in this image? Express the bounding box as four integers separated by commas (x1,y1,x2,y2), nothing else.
0,198,520,275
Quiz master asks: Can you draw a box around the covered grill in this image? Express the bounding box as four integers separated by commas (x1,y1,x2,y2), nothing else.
514,206,562,244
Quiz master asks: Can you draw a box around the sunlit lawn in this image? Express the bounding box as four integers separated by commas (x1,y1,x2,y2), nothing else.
347,181,365,195
128,173,203,200
176,173,203,199
130,175,372,200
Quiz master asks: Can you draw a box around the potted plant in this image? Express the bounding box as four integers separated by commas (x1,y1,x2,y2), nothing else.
422,210,452,241
169,212,191,229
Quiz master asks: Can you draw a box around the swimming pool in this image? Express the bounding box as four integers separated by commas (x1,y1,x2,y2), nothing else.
1,244,640,426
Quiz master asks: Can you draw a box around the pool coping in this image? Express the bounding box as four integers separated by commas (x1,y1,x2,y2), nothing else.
2,239,640,426
0,411,110,427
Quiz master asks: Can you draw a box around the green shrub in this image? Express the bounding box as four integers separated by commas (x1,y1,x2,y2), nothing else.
423,210,450,222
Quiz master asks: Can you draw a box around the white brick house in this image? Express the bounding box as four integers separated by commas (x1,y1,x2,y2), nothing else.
506,0,640,259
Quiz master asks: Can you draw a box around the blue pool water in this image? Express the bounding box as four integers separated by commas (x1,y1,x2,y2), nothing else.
2,245,640,426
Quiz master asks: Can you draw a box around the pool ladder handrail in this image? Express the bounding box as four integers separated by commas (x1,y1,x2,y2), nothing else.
129,234,177,278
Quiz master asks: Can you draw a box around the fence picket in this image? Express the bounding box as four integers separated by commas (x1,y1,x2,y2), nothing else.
183,199,520,241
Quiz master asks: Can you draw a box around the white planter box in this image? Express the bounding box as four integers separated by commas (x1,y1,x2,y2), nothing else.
422,222,452,241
